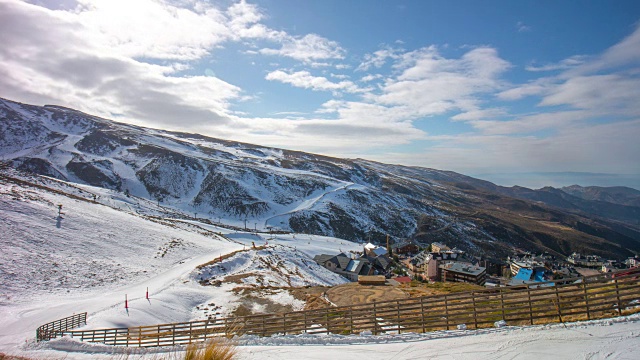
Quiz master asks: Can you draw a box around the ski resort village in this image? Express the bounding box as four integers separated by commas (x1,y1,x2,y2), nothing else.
2,0,640,359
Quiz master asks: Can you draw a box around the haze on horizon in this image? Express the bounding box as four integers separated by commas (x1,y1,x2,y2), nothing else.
1,0,639,189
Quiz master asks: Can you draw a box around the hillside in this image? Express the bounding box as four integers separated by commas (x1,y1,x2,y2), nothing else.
2,97,640,259
561,185,640,207
0,166,361,354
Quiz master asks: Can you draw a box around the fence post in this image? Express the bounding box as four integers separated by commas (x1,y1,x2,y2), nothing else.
444,295,450,330
554,286,563,323
527,287,534,325
500,289,506,321
614,278,622,316
173,323,177,345
373,302,378,335
583,282,591,320
325,307,330,334
471,292,478,329
304,311,308,334
396,300,401,334
350,307,354,334
282,313,286,335
420,297,426,333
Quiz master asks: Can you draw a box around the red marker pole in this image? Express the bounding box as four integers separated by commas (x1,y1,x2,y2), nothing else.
146,287,149,300
125,294,128,309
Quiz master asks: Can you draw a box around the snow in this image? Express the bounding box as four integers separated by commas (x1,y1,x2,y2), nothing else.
1,162,639,359
0,169,362,357
11,315,640,359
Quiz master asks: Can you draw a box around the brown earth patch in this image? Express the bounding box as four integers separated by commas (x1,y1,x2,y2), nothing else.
399,281,484,297
289,286,331,310
326,282,409,306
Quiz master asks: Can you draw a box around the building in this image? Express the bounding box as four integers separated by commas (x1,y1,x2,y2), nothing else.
313,253,374,281
602,261,624,273
625,257,640,268
440,262,487,286
392,240,419,255
567,253,605,268
364,243,388,257
508,254,547,276
358,275,386,285
313,252,383,281
411,249,473,282
508,267,551,287
313,253,350,272
431,242,450,253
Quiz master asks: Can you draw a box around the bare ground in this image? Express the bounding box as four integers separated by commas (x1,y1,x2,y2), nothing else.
326,283,408,306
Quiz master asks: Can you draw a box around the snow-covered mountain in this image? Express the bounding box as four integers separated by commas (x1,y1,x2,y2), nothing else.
2,162,639,360
2,97,640,259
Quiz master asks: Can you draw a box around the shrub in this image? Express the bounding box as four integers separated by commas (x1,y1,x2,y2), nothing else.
183,339,237,360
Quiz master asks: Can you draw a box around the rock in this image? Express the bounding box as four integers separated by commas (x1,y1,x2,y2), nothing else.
494,320,507,328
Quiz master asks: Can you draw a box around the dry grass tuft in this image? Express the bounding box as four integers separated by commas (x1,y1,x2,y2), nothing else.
0,354,33,360
183,339,238,360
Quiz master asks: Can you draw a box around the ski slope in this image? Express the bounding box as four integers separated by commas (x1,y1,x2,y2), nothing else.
0,170,362,357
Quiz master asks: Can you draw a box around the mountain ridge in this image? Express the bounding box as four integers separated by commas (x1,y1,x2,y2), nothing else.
2,97,639,260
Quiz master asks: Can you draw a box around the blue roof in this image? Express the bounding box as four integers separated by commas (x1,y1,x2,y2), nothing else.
514,268,533,281
534,269,546,282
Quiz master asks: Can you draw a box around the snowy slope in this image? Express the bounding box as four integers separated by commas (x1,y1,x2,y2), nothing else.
0,97,445,244
1,105,640,359
0,168,362,356
5,97,639,261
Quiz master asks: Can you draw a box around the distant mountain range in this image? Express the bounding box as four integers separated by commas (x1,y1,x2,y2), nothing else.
2,97,639,260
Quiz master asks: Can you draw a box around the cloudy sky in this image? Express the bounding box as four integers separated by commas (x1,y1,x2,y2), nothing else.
1,0,640,188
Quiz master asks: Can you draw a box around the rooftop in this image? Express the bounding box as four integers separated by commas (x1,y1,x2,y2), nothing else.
442,262,486,276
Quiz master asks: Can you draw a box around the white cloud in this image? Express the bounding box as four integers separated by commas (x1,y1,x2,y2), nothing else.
360,74,383,82
66,0,231,61
566,24,640,76
373,47,511,117
517,21,531,33
451,108,507,121
411,120,640,174
525,56,588,72
265,70,360,94
497,78,554,100
356,47,402,71
259,33,345,63
330,73,349,80
0,0,240,128
540,74,640,116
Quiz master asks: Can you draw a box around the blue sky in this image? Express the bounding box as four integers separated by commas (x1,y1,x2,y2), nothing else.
1,0,640,188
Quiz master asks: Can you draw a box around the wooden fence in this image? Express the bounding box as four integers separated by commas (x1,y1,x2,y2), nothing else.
36,312,87,341
38,268,640,347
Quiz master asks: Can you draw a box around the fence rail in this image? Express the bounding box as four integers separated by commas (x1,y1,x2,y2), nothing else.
37,267,640,347
36,312,87,341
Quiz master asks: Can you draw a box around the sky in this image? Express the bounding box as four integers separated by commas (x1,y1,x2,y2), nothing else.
1,0,640,189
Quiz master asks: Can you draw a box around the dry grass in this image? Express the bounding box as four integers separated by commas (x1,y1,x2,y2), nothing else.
326,283,408,306
401,281,484,297
0,354,37,360
183,339,237,360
